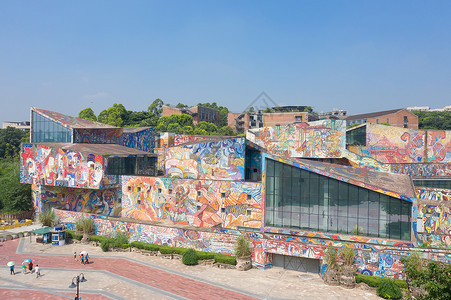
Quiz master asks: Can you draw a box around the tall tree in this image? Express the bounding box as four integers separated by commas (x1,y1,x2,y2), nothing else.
98,103,127,127
78,108,97,121
148,98,164,117
0,127,27,158
0,159,32,212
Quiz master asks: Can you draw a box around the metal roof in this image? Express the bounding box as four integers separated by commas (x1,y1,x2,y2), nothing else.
32,108,118,129
35,143,156,157
345,108,405,121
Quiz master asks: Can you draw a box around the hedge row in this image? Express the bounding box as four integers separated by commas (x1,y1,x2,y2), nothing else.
356,274,407,289
66,230,82,241
130,241,236,265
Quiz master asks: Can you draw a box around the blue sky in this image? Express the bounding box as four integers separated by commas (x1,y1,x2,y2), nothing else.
1,1,450,125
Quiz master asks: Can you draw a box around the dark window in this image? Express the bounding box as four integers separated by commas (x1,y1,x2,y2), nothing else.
265,158,412,240
197,191,201,196
107,156,156,176
247,194,251,200
158,188,162,193
169,189,172,194
221,192,226,198
137,199,141,205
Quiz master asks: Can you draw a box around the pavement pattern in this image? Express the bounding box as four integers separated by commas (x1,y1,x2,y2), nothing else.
0,234,381,300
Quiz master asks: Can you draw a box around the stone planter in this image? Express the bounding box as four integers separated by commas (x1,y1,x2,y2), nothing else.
236,256,252,271
323,268,341,286
339,266,357,288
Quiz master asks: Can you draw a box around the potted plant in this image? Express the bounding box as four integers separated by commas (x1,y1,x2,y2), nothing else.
234,236,252,271
323,246,340,285
339,247,357,288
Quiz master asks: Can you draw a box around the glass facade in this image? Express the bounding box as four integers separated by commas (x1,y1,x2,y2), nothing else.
413,179,451,190
265,159,412,240
346,125,366,146
32,111,71,143
107,156,157,176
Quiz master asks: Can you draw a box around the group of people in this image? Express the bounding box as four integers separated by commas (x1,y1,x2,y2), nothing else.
9,261,40,278
74,251,89,264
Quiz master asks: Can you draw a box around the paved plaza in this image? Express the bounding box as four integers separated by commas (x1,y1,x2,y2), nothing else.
0,230,380,299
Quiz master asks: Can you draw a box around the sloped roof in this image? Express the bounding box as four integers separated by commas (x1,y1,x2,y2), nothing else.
35,143,155,157
32,108,117,129
296,158,416,198
345,108,405,121
122,127,153,133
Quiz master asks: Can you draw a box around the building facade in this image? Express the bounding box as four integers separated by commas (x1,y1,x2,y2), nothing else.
21,108,451,278
346,108,418,129
162,105,220,125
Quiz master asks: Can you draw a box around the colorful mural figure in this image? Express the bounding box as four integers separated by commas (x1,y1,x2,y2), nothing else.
120,128,156,152
21,144,107,189
73,128,122,144
427,130,451,162
39,186,121,216
390,163,451,178
247,120,346,158
165,138,245,181
121,176,262,229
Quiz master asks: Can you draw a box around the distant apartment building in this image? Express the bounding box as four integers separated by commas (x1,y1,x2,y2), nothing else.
162,105,220,125
318,108,347,120
229,109,316,133
2,121,30,131
407,105,451,112
345,108,418,129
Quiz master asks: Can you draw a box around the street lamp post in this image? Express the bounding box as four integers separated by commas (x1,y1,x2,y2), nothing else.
69,273,87,300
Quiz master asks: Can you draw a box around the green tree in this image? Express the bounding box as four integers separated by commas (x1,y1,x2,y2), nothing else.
148,98,164,117
0,159,32,212
167,123,182,133
219,108,229,127
78,108,97,121
176,103,190,109
413,110,451,130
97,103,127,127
193,128,208,135
0,127,27,159
179,114,194,127
182,126,194,135
218,126,235,136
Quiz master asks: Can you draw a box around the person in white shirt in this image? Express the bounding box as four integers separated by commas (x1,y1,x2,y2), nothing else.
35,265,40,278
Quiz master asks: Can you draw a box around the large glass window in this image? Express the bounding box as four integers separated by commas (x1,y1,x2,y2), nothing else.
265,159,412,240
31,111,71,142
107,156,156,176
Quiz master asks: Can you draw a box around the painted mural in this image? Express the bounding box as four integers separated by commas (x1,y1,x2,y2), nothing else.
157,132,174,148
73,128,122,144
20,143,107,189
174,134,212,146
343,149,391,172
426,130,451,162
54,209,238,255
165,138,245,181
416,187,450,202
120,128,156,152
121,176,262,229
390,163,451,178
417,204,451,241
247,120,346,158
366,124,426,163
39,186,121,216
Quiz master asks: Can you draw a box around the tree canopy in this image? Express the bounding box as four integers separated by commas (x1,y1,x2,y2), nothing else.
0,127,28,159
413,110,451,130
78,108,97,121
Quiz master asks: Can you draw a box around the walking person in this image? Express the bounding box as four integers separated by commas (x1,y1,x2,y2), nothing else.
9,265,15,275
28,261,33,273
80,254,84,265
22,263,27,275
35,265,40,278
73,251,77,262
85,253,89,264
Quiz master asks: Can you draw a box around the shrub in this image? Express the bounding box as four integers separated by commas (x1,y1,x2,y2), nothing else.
182,248,198,266
376,279,403,299
356,274,407,289
340,247,356,266
234,236,251,258
100,240,110,252
324,246,338,270
75,219,95,234
214,254,236,265
38,210,56,227
113,232,129,246
66,230,82,241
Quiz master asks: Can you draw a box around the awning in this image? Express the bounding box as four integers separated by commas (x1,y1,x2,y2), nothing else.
30,227,52,235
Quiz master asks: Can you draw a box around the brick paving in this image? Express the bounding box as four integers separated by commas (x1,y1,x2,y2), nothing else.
0,239,258,300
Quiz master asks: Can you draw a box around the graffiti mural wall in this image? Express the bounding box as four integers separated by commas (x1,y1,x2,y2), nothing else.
417,203,451,247
73,128,122,144
40,186,121,216
427,130,451,162
20,143,107,189
120,128,156,152
247,120,346,158
366,124,426,163
121,176,262,229
165,138,245,180
416,188,450,202
390,163,451,178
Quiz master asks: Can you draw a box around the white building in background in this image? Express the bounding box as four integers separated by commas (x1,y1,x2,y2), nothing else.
407,105,451,112
2,121,30,131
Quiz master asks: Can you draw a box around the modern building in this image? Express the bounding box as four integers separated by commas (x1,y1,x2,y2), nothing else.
228,110,315,133
318,109,347,120
162,105,220,125
2,121,30,131
20,108,451,277
345,108,418,129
